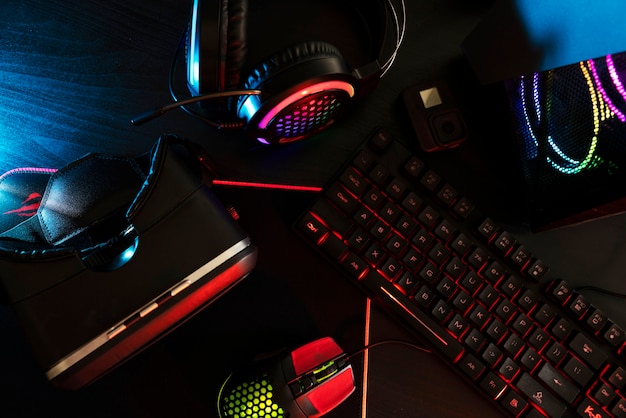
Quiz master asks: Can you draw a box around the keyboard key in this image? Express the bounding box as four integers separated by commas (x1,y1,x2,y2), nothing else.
577,398,612,418
500,390,528,416
604,323,625,347
320,233,348,262
465,328,486,353
386,176,408,200
493,231,516,255
448,314,470,338
403,156,424,179
537,363,579,403
519,348,540,371
326,183,359,214
437,184,458,207
340,166,368,196
370,128,393,152
545,341,567,365
569,333,608,370
348,228,370,252
298,212,328,244
550,280,573,304
412,228,433,251
364,243,386,267
550,317,573,341
480,372,507,399
568,294,590,319
516,288,538,313
563,356,594,387
341,253,368,279
458,353,486,381
453,197,474,218
421,169,441,191
352,149,375,172
517,373,567,418
477,218,498,241
369,163,389,185
607,366,626,390
418,205,439,228
593,382,616,406
450,232,472,256
363,186,385,210
481,343,503,367
401,191,423,215
499,357,520,381
611,396,626,417
414,285,436,309
509,245,532,270
591,311,611,333
310,198,352,238
526,259,548,281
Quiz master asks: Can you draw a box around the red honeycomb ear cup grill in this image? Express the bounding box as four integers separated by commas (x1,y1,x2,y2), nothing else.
239,41,356,143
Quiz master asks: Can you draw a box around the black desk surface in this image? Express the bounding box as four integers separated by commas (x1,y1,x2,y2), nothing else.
2,1,626,417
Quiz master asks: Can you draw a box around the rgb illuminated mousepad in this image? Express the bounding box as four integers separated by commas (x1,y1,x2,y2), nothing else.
504,51,626,229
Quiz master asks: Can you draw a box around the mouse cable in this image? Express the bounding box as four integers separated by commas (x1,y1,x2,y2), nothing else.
345,338,432,363
574,285,626,299
131,21,260,128
165,22,259,129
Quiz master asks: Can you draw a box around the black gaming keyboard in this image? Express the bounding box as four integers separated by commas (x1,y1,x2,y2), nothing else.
295,128,626,418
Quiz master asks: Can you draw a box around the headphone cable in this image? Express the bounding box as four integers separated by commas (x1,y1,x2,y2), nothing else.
380,0,407,77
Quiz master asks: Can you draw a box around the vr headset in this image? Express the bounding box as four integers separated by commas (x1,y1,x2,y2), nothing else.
0,134,257,390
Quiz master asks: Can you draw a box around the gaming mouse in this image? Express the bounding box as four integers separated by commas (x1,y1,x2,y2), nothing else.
217,337,355,418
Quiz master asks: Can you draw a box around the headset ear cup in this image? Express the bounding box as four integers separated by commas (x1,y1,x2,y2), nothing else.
239,41,358,144
243,41,344,90
220,0,247,91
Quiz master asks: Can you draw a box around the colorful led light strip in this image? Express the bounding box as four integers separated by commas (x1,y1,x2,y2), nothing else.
519,58,617,175
545,61,602,175
519,72,541,158
607,54,626,104
589,56,625,122
212,179,322,192
0,167,57,182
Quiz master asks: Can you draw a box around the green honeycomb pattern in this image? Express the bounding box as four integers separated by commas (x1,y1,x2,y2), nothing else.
220,374,285,418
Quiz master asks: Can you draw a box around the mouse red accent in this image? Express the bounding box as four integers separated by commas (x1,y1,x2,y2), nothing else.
290,337,343,376
300,367,355,417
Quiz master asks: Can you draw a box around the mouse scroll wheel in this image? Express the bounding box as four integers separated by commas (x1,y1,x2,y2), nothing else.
289,362,340,396
313,363,339,381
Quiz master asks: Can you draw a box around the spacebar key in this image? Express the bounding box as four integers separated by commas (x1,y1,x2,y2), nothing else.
362,269,464,361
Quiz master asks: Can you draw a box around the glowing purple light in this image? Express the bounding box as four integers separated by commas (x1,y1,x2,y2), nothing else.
607,54,626,103
589,57,625,122
0,167,57,182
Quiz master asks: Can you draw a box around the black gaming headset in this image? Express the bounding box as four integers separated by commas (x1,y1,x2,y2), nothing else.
183,0,406,145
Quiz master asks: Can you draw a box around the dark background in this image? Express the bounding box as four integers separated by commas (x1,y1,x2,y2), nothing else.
1,0,626,417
